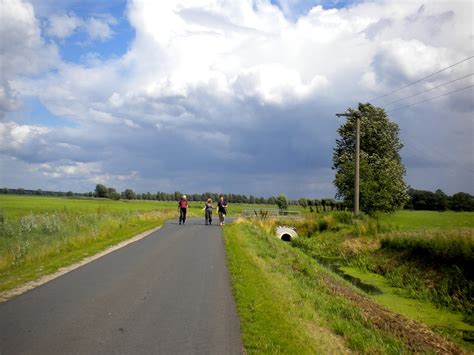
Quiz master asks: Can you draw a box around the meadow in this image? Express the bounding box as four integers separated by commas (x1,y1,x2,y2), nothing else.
377,210,474,230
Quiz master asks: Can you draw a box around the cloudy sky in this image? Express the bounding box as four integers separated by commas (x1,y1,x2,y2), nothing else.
0,0,473,198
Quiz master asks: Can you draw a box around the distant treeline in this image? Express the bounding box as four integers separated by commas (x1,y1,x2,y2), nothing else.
405,188,474,212
0,185,348,211
2,186,473,212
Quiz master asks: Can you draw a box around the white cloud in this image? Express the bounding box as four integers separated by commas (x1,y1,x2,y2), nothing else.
0,0,59,116
46,13,82,38
39,161,100,178
45,11,116,41
233,63,328,104
0,121,49,149
84,16,116,41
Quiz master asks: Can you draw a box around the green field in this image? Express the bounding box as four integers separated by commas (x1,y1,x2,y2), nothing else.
0,195,177,292
0,195,276,293
0,194,278,217
378,210,474,230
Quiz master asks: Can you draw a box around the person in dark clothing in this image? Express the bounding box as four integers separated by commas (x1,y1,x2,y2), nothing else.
203,198,213,225
217,195,228,226
178,195,188,225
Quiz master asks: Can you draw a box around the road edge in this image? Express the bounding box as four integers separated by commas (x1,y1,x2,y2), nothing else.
0,225,163,303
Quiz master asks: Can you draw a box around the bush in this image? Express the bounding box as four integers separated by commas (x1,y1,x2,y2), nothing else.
333,211,353,225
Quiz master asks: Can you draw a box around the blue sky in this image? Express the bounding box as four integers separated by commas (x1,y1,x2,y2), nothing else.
1,0,473,198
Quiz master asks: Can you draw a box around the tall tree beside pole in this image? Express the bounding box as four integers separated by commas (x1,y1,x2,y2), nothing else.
334,103,408,214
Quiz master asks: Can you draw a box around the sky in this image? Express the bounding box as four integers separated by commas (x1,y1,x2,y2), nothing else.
0,0,473,198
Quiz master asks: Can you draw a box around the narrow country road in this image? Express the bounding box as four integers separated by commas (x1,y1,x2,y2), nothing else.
0,219,242,354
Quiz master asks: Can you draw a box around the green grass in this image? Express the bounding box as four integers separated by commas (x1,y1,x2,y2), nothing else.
0,195,178,292
380,229,473,266
378,210,474,230
339,266,474,352
283,210,474,350
224,221,406,354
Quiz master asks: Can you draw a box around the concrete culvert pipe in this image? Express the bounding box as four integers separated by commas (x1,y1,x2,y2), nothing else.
276,226,298,241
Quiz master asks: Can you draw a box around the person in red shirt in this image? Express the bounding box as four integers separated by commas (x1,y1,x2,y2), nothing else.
178,195,188,225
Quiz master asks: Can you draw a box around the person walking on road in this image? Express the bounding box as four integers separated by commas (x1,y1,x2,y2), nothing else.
217,195,228,226
203,198,213,225
178,195,188,225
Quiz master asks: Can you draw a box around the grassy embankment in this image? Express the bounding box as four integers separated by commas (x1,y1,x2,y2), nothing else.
224,210,473,353
268,210,473,350
225,221,409,353
0,195,178,293
291,211,473,313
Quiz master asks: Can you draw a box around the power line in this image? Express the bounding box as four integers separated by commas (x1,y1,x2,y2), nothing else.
382,73,473,107
370,55,474,102
386,84,474,113
402,133,474,175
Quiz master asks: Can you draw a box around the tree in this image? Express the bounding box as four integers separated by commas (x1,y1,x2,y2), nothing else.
124,189,136,200
109,191,121,200
333,103,408,213
321,199,326,212
435,189,448,211
450,192,474,211
313,199,320,212
298,198,308,210
275,194,288,210
95,184,108,198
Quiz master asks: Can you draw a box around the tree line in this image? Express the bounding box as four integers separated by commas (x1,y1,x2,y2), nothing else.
1,185,472,212
405,188,474,212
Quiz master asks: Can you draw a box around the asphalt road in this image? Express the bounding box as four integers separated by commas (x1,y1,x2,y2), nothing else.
0,219,242,354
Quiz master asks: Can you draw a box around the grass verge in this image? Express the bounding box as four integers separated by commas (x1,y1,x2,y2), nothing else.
224,221,409,354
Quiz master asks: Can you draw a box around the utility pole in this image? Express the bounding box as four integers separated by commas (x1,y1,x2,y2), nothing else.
335,111,360,215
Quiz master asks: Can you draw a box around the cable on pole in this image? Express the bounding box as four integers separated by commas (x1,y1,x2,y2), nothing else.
369,55,474,102
386,84,474,113
382,73,474,107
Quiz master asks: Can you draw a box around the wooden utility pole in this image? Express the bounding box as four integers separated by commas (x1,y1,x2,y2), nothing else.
354,113,360,215
336,111,360,215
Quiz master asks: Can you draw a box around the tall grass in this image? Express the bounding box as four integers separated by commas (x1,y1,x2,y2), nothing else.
285,210,474,316
0,196,177,292
380,229,473,267
0,210,155,270
373,229,474,313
